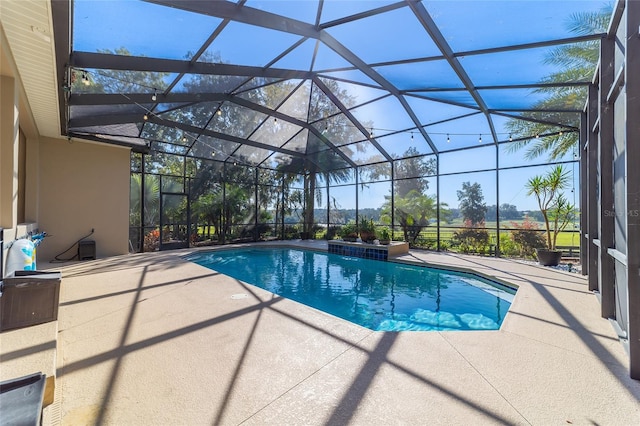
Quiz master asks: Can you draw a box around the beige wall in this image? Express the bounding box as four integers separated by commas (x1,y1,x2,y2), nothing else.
0,74,18,230
1,33,42,273
37,137,130,261
2,26,130,268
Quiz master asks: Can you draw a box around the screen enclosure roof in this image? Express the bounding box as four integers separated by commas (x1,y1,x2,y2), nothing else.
56,0,607,172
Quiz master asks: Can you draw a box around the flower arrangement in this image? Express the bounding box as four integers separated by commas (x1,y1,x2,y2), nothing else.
143,229,160,252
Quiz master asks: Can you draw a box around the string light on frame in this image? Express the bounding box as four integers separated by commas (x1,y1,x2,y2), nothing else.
69,72,576,150
356,125,570,146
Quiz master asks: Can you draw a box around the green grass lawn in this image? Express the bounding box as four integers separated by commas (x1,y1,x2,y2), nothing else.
434,219,580,247
194,220,581,251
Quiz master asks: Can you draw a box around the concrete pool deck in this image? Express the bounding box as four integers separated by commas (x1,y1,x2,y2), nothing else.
3,240,640,424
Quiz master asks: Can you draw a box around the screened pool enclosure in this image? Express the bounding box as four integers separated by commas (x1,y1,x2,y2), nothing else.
57,0,602,255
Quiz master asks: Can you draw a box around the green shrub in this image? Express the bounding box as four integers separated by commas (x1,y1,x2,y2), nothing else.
326,226,340,240
378,227,391,241
283,224,301,240
358,216,377,242
311,224,324,239
452,220,490,254
339,222,359,240
498,233,519,257
509,217,546,258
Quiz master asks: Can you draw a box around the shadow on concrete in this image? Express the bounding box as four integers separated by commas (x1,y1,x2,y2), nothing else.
54,247,640,425
446,253,640,398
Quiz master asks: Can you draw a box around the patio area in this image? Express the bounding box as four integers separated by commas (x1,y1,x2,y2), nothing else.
4,241,639,425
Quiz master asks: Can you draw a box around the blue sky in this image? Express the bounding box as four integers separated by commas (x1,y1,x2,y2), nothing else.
74,0,600,211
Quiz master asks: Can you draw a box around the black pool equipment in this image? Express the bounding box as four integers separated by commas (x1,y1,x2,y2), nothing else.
52,228,96,262
78,240,96,260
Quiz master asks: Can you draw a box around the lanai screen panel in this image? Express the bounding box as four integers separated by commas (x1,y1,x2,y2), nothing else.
64,0,606,170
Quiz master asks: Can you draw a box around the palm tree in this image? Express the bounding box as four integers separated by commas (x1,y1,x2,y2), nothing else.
222,184,252,241
506,5,612,160
380,189,437,244
192,191,224,240
130,173,159,226
277,149,353,238
272,77,366,238
525,165,574,250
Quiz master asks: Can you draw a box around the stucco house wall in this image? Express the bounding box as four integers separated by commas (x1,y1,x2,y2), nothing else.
37,137,130,261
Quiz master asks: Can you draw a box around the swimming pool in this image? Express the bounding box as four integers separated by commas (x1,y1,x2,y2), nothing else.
185,247,516,332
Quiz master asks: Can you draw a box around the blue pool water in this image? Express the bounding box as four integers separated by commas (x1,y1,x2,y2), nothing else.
185,248,516,332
